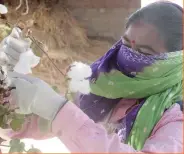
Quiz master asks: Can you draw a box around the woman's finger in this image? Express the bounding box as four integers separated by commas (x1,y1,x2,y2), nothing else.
3,45,20,60
4,36,29,53
8,71,40,83
9,27,22,39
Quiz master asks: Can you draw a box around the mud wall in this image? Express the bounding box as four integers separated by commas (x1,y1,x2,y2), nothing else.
67,0,141,41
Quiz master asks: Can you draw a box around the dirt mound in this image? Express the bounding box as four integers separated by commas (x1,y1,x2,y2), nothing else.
0,0,112,93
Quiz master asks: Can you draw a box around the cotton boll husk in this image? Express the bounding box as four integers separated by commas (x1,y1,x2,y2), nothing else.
0,77,11,89
69,79,90,94
67,61,92,80
0,65,7,80
0,65,11,89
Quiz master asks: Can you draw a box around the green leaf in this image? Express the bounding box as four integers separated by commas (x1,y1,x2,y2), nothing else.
0,105,7,116
0,116,3,127
9,142,25,153
10,118,24,131
9,146,19,153
1,115,9,129
10,113,25,131
18,142,25,152
9,139,20,146
3,114,8,123
31,41,44,57
27,148,42,153
9,140,25,153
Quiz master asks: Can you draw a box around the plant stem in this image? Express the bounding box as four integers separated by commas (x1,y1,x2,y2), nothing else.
30,36,65,77
0,144,10,147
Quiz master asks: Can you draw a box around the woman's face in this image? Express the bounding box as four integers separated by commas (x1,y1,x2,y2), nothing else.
122,21,167,55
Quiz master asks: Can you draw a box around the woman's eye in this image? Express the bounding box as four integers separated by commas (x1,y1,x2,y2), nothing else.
122,42,131,48
137,49,142,53
136,49,152,55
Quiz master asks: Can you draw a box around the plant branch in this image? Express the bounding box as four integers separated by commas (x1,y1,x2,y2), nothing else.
0,144,10,147
29,36,65,77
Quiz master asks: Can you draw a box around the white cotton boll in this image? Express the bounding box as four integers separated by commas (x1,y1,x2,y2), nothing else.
79,79,90,94
68,80,79,93
69,79,90,94
0,4,8,14
67,61,92,80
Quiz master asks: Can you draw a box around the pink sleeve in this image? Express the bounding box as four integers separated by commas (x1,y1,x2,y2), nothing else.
52,103,183,153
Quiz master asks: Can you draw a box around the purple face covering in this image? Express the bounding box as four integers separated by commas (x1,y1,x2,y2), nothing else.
90,40,166,80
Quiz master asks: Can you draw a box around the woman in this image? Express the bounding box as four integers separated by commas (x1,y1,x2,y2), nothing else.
1,1,183,153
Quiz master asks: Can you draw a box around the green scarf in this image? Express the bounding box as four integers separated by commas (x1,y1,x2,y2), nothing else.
90,50,183,150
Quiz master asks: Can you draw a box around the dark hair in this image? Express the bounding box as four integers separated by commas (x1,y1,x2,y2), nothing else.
126,1,183,52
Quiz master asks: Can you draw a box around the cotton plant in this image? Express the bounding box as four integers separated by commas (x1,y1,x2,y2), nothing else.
66,61,92,99
0,62,41,153
0,8,42,152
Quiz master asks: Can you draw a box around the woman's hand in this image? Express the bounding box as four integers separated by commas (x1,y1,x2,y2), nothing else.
0,27,32,69
8,72,68,121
